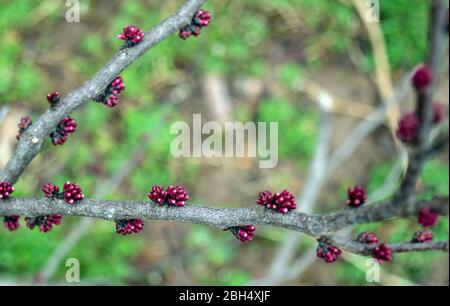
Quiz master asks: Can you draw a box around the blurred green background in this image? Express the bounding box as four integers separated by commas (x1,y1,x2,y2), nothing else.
0,0,448,285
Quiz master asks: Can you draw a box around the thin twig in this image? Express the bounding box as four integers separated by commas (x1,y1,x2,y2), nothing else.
395,0,447,203
329,235,449,255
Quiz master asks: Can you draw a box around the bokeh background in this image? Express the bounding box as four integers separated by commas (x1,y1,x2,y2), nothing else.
0,0,448,285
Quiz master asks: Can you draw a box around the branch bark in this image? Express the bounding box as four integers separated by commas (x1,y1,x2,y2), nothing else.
1,196,447,238
329,235,449,256
395,0,447,203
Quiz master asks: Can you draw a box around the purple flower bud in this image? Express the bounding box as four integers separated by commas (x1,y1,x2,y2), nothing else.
25,215,62,233
418,208,438,227
179,27,192,40
256,189,297,213
412,65,432,91
411,230,433,243
179,9,212,40
357,232,379,244
47,91,61,107
190,26,202,37
50,116,77,146
116,219,145,235
229,225,256,242
42,182,60,198
194,10,212,27
17,116,32,140
166,185,189,207
118,25,144,47
0,181,14,200
316,242,342,263
148,185,167,205
433,102,445,124
347,186,367,207
95,76,126,108
18,116,32,130
373,243,393,264
396,113,421,143
4,215,20,231
63,181,85,204
148,185,189,207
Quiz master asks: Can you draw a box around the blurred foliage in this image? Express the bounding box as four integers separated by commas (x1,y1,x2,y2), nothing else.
0,220,144,284
0,0,447,285
0,0,431,104
259,97,317,163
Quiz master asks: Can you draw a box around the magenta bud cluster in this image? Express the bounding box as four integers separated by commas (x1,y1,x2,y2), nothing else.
95,76,126,108
256,189,297,213
4,215,20,232
316,242,342,263
1,182,19,232
17,116,32,140
396,102,445,143
118,25,144,47
63,182,85,204
411,230,433,243
373,243,393,264
148,185,190,207
193,10,212,27
6,181,86,233
357,232,379,244
396,63,446,143
148,185,166,205
432,102,445,124
47,91,61,107
42,182,60,199
25,214,62,233
347,186,367,207
179,9,212,40
50,116,77,145
396,113,421,143
412,65,432,91
116,219,145,235
357,232,393,263
41,181,84,204
418,208,438,227
229,225,256,242
0,181,14,200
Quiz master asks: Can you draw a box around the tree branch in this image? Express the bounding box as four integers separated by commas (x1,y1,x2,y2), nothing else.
1,196,447,239
329,235,449,256
0,0,207,184
320,196,448,233
395,0,447,202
